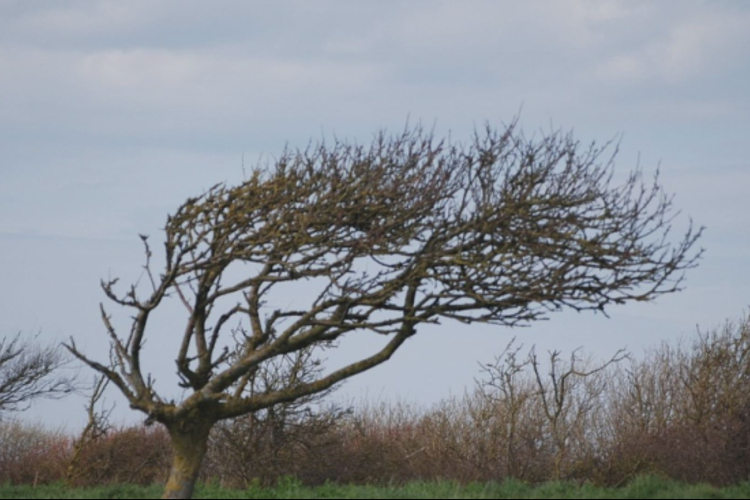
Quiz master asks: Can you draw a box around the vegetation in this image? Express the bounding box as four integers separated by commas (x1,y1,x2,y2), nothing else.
1,312,749,496
63,120,700,498
2,476,750,499
0,332,75,418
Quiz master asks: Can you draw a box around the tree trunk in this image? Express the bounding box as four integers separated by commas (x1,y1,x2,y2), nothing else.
162,418,214,499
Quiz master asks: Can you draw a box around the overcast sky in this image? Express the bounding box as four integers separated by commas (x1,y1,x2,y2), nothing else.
1,0,749,430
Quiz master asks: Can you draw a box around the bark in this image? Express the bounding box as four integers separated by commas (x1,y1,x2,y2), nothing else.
162,418,214,499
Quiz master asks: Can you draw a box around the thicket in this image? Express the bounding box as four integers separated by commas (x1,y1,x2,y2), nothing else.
1,312,748,489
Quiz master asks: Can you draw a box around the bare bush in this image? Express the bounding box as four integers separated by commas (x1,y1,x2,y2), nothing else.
71,425,172,486
528,346,626,480
0,420,69,485
67,376,114,486
599,311,750,485
1,311,749,488
203,347,349,487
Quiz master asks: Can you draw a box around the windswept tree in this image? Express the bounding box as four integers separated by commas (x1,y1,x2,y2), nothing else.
66,121,702,499
0,333,74,418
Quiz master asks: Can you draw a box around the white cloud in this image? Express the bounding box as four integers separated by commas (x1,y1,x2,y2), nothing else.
0,44,389,138
2,0,158,43
78,49,200,89
595,7,750,84
25,2,144,32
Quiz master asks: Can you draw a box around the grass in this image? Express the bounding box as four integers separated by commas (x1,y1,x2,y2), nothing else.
1,476,749,499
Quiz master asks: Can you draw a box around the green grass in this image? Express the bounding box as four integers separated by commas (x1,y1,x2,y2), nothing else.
2,477,749,499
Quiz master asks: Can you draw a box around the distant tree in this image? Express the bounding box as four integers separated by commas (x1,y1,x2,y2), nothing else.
0,333,74,417
65,120,702,499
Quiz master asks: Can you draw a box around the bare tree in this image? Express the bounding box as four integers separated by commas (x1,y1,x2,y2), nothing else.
476,339,537,479
529,346,627,480
65,120,702,498
0,332,74,418
66,375,113,486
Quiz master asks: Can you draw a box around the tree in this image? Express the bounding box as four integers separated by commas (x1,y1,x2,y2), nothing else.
65,121,702,498
528,346,627,480
66,375,113,486
0,332,74,418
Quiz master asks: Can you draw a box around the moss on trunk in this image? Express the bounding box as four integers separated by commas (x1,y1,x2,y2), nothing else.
162,418,214,499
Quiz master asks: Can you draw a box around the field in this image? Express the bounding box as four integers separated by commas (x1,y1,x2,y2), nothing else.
2,477,750,499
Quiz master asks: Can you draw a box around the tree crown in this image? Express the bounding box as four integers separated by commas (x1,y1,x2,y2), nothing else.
66,121,702,425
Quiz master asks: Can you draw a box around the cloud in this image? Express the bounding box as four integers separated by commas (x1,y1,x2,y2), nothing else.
2,1,746,144
0,43,390,143
595,6,750,84
14,1,152,36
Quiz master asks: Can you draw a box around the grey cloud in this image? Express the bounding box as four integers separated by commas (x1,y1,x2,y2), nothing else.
1,0,747,150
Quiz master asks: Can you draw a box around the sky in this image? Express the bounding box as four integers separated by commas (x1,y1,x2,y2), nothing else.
1,0,748,430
